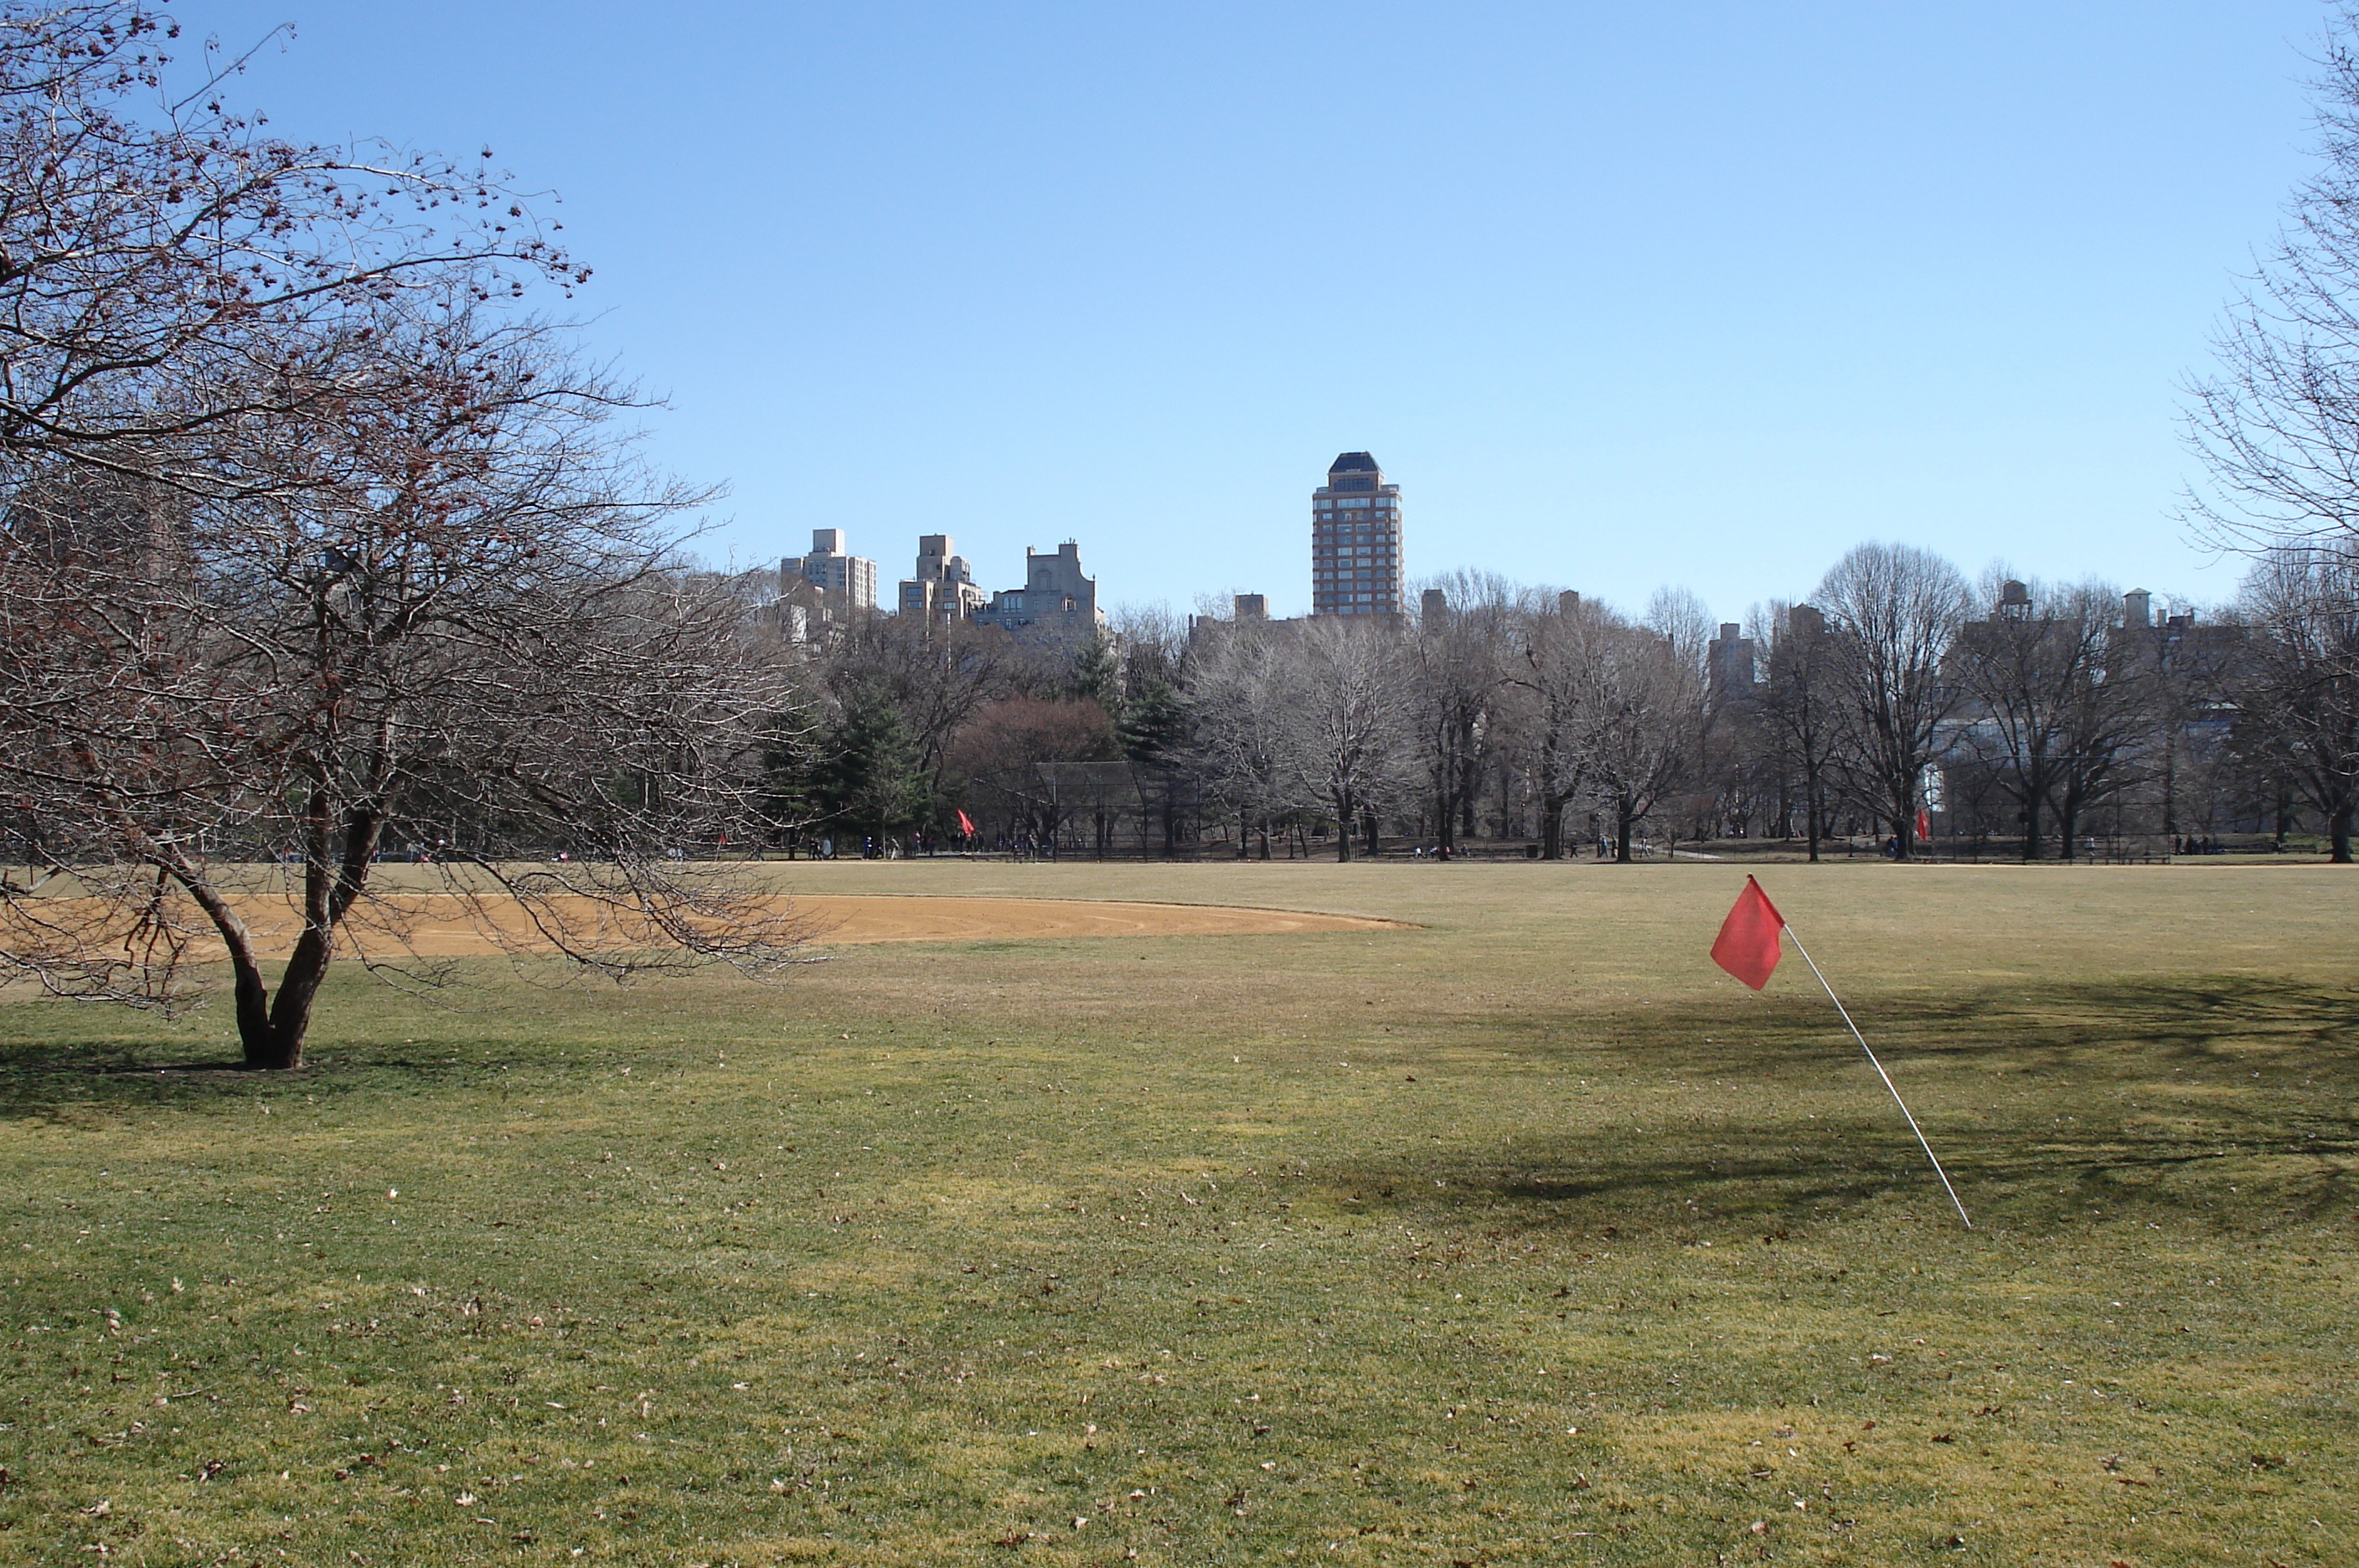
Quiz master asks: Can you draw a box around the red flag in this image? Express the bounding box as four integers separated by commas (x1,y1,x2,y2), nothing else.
1711,875,1786,990
956,808,977,837
1915,807,1933,844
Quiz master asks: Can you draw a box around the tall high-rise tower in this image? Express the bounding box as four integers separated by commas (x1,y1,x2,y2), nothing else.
1310,452,1402,616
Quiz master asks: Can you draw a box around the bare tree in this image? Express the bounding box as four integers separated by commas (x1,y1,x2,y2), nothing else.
2176,6,2359,864
1175,616,1292,857
1410,573,1516,857
2236,546,2359,860
823,614,1024,811
2185,5,2359,556
1276,617,1415,861
1951,573,2150,859
3,323,810,1066
943,694,1123,851
1817,542,1970,859
0,4,811,1075
1582,604,1706,863
1511,593,1608,859
1696,613,1770,845
2138,601,2248,843
1751,601,1841,859
0,3,580,492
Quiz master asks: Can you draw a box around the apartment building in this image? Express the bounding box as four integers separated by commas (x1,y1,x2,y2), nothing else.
781,529,880,611
973,540,1108,649
897,534,989,623
1311,451,1403,616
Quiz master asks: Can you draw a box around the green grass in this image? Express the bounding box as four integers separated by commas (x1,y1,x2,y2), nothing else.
1,860,2354,1565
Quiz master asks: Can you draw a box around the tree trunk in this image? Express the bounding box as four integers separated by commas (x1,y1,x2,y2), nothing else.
1539,796,1564,860
1614,801,1634,864
2021,789,2044,862
163,802,382,1070
257,807,387,1065
2331,798,2354,864
1334,792,1354,862
256,926,335,1069
1362,810,1380,859
227,943,282,1067
2159,737,2179,839
174,876,287,1065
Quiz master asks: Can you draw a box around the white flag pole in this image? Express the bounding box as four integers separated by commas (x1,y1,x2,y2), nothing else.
1782,926,1973,1230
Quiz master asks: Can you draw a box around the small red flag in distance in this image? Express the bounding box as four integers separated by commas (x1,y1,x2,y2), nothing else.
956,808,977,836
1915,807,1933,843
1711,875,1787,990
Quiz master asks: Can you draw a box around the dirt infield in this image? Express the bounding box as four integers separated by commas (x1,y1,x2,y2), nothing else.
788,895,1407,945
97,892,1409,958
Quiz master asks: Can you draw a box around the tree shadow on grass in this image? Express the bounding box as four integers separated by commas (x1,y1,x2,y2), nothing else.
0,951,730,1123
1343,973,2359,1235
0,1022,591,1126
1486,971,2359,1074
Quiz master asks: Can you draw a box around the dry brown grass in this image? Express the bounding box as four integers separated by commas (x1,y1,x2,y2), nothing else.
21,884,1403,960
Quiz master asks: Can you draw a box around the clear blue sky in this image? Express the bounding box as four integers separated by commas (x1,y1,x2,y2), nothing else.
194,0,2325,624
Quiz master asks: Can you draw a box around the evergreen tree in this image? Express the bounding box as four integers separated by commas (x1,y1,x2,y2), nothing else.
814,686,930,848
1115,673,1188,766
1069,629,1122,706
759,691,828,851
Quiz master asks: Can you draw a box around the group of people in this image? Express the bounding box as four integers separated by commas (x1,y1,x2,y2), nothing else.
803,828,980,860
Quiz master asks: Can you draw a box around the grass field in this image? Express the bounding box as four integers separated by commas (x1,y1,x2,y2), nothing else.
1,859,2353,1566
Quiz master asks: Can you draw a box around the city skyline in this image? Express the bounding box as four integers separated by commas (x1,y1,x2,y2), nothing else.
792,454,2227,634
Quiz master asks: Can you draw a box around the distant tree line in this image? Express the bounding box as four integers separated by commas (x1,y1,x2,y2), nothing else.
769,539,2351,867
